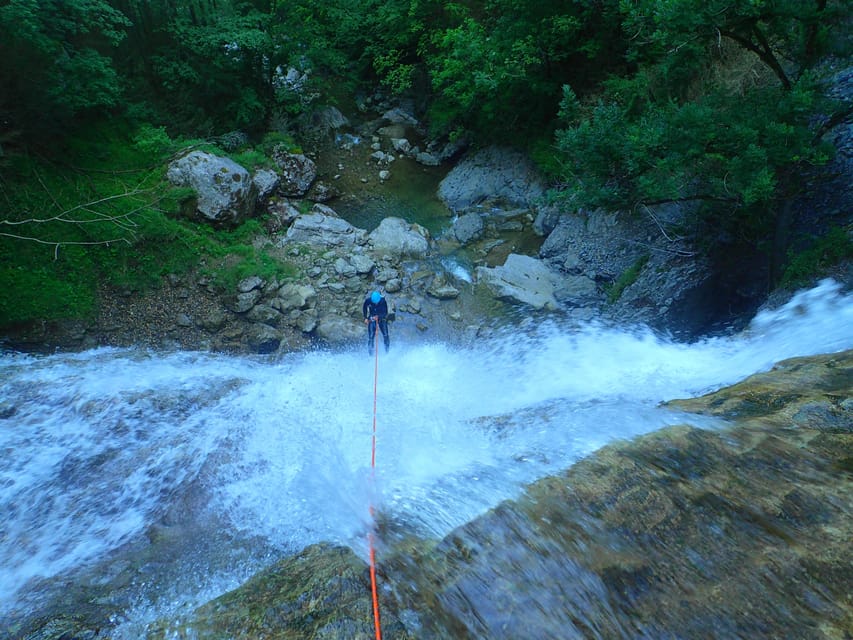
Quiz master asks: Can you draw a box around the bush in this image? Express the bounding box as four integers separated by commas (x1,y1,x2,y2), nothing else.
780,227,853,287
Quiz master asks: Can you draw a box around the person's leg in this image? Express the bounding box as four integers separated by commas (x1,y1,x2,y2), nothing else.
367,319,376,354
379,318,390,351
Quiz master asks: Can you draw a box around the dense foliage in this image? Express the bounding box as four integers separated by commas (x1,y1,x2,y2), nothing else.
1,0,851,326
0,124,296,325
554,1,849,235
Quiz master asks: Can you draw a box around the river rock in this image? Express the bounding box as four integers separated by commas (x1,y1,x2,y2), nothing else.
453,212,484,245
368,216,431,258
272,149,317,197
438,146,546,212
146,544,405,640
231,289,262,313
283,208,367,247
476,253,560,310
247,304,281,326
166,150,257,227
274,283,316,312
350,254,375,274
314,314,364,343
245,324,282,354
427,273,460,299
237,276,264,293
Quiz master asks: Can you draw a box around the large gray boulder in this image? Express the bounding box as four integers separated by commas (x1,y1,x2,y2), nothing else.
438,146,546,212
166,151,256,227
368,216,431,258
476,253,560,310
282,206,367,247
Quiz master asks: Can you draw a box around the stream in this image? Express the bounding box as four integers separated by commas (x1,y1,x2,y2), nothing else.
1,278,851,636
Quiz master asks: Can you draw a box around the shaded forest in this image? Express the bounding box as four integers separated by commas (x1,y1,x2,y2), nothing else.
1,0,851,326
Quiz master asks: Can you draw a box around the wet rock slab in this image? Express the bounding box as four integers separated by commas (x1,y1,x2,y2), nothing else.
384,349,853,638
147,543,411,639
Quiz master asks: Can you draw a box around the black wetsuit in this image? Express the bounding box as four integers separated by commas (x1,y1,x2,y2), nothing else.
363,296,390,353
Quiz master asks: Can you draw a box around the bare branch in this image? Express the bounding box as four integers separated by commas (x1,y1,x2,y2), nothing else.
2,187,154,226
0,231,132,247
637,202,682,244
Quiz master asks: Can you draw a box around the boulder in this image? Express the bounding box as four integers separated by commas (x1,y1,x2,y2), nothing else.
299,105,350,135
350,254,375,274
553,274,601,306
453,212,484,245
274,284,316,312
264,199,301,233
272,149,317,197
382,107,418,126
247,304,281,326
237,276,264,293
533,204,562,237
231,290,262,313
252,169,280,202
166,151,257,227
334,257,357,277
314,314,364,344
245,324,282,354
476,253,560,310
368,217,431,258
438,146,546,212
198,309,228,332
283,209,367,247
391,138,411,154
415,151,441,166
427,274,460,300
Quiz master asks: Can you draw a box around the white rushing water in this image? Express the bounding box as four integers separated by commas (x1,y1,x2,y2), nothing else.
1,279,851,629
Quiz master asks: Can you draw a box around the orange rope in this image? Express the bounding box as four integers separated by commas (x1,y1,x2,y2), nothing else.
368,315,383,640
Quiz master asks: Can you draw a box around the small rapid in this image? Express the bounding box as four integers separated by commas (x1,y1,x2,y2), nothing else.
1,279,851,632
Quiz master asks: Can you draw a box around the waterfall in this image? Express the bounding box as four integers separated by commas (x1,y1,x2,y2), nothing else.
1,279,851,631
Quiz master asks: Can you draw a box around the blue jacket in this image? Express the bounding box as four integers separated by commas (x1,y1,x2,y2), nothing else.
363,295,388,319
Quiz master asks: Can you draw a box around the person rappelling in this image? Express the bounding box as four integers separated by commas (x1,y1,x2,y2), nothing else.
363,290,390,355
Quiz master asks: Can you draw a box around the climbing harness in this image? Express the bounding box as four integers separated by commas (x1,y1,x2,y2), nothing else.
368,315,383,639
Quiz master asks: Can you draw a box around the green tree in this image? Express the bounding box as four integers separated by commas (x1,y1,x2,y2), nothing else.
554,0,849,251
0,0,130,145
421,0,624,139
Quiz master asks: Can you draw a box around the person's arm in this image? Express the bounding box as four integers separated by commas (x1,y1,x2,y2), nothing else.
362,298,369,318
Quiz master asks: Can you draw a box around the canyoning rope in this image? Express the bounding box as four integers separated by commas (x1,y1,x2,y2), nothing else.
368,315,383,640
